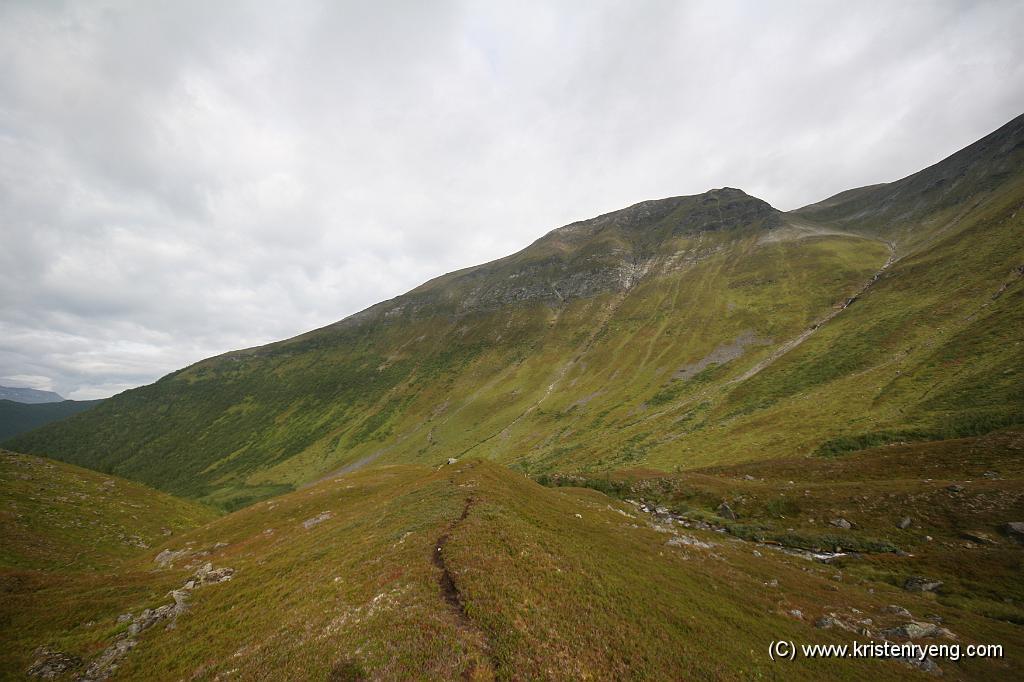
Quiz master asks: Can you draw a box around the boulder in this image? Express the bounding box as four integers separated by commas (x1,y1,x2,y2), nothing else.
960,530,997,545
716,502,737,520
882,605,912,618
904,576,943,593
302,511,333,529
882,621,955,640
153,548,189,568
1003,521,1024,544
829,518,852,530
896,516,912,529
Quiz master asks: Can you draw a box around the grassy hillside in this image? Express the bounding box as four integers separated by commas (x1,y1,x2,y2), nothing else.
4,200,893,508
0,399,103,442
0,449,216,571
5,457,1019,680
7,116,1024,512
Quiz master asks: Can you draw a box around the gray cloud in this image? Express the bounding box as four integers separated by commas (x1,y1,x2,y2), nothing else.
1,0,1022,399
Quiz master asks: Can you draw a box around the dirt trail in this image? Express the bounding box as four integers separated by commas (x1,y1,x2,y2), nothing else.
433,496,496,680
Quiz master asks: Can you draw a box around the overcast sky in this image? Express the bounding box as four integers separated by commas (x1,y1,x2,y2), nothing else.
1,0,1022,400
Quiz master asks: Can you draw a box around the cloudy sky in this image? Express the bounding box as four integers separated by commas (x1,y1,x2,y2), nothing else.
1,0,1022,400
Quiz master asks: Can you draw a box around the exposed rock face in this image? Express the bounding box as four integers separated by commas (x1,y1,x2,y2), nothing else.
26,647,81,678
347,188,783,325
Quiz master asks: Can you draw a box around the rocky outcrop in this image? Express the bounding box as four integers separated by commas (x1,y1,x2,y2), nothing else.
903,576,943,593
26,647,81,678
72,563,234,681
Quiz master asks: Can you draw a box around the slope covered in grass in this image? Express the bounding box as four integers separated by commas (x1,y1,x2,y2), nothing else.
0,450,216,571
8,458,1020,680
7,115,1024,511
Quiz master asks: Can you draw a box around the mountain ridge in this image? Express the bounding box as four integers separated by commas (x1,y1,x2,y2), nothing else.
6,113,1023,509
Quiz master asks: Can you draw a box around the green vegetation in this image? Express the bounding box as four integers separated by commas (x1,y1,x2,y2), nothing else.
0,399,102,441
0,450,215,571
3,114,1024,678
10,457,1021,679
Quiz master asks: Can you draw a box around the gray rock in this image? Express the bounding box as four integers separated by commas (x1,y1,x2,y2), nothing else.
982,470,999,479
814,616,836,629
888,654,941,676
446,458,458,465
946,483,965,493
1004,521,1024,543
896,516,912,529
666,535,715,549
882,621,953,640
882,605,912,618
904,576,943,593
79,637,137,681
302,511,333,529
153,548,189,568
829,518,852,530
789,609,803,619
115,613,132,624
716,502,737,520
960,530,997,545
26,647,81,678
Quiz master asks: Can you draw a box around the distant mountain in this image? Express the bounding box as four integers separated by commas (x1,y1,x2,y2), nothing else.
8,114,1024,510
0,385,64,404
0,399,104,441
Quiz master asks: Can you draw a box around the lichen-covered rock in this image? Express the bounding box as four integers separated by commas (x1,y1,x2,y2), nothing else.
26,647,81,679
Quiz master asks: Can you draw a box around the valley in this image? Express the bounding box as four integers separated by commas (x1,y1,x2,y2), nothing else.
2,114,1022,680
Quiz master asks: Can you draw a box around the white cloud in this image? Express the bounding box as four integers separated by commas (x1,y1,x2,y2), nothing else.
1,0,1022,399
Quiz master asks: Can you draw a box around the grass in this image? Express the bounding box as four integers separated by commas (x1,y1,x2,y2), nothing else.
11,456,1013,680
0,450,215,571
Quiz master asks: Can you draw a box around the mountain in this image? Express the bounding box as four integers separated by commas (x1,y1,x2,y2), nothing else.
7,115,1023,511
3,115,1024,680
0,385,65,404
0,399,104,441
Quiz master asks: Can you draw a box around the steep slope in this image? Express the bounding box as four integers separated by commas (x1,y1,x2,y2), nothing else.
0,449,215,571
794,113,1024,255
8,114,1024,509
0,399,103,441
6,190,888,508
6,458,1019,680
